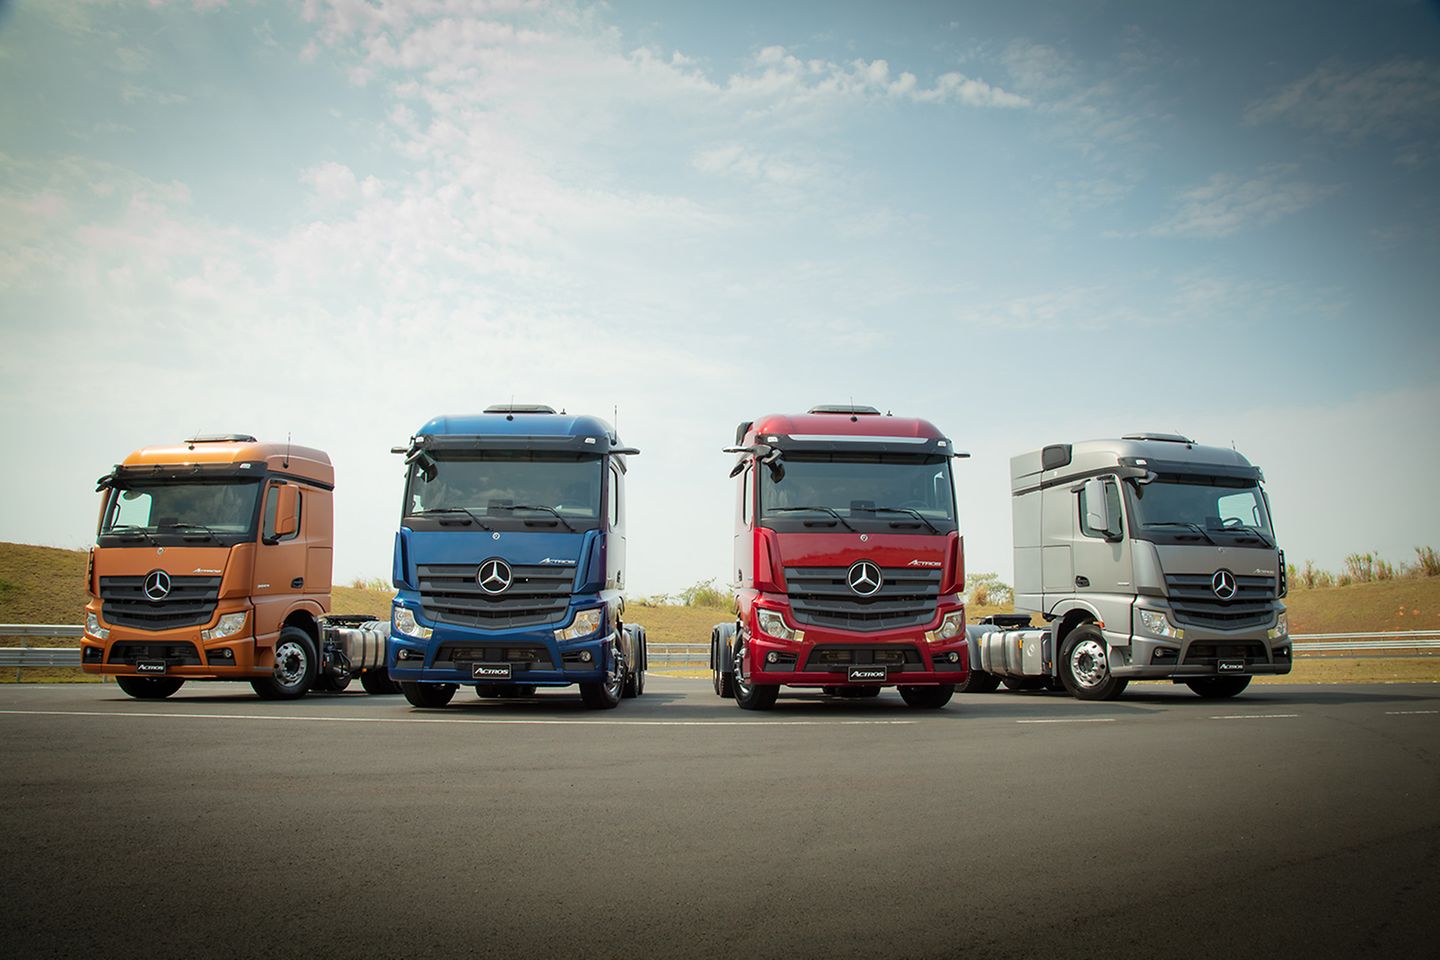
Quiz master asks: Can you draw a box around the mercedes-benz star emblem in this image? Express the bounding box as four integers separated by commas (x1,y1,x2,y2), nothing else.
847,560,883,597
477,558,514,595
1211,568,1238,601
143,570,172,602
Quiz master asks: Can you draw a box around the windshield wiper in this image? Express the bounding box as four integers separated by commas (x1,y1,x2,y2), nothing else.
163,521,219,541
871,506,940,534
1225,525,1274,548
507,504,576,532
770,506,857,532
1146,521,1217,545
415,507,491,530
107,524,158,544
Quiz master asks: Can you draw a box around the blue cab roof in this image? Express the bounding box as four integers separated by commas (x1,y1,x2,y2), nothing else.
416,412,618,443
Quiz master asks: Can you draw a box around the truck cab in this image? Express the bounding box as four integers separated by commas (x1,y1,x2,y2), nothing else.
712,405,970,710
386,405,646,710
965,433,1291,700
83,435,394,700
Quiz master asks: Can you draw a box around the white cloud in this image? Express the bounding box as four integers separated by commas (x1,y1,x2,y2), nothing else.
1143,167,1336,238
1245,57,1440,142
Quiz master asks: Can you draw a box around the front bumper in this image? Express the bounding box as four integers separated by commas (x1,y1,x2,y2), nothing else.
744,634,969,687
388,628,614,686
1105,628,1292,680
80,634,269,679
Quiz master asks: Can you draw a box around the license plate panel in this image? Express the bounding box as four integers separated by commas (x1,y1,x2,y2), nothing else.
472,662,513,681
1216,658,1247,674
847,665,888,683
134,659,168,675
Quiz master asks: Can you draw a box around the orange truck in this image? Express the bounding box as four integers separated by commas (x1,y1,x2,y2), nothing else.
83,434,395,700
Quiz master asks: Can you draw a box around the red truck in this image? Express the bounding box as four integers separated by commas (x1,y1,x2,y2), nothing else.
710,405,970,710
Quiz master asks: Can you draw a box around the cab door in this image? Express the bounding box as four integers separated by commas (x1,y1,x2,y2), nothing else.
252,481,307,643
1070,476,1133,627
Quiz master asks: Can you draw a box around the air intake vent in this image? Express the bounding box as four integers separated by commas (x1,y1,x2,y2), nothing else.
1121,432,1194,444
184,434,257,444
808,405,880,415
484,404,556,415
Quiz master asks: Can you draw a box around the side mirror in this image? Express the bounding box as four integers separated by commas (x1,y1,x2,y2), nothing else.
1082,478,1111,536
273,484,300,539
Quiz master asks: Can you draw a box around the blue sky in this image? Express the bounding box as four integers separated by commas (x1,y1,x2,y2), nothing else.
2,0,1438,594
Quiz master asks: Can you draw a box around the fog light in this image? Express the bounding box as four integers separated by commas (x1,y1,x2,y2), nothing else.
580,650,593,663
947,651,959,663
766,651,779,663
398,648,412,661
211,648,233,661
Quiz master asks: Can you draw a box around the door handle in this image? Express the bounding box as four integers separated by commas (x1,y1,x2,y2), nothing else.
1075,575,1090,588
291,577,305,589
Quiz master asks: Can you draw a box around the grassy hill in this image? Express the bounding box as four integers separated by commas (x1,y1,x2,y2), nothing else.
3,542,1437,684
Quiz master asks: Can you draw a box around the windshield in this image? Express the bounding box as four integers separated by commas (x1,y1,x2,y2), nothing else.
100,481,262,542
759,454,956,530
1126,475,1274,543
404,452,602,527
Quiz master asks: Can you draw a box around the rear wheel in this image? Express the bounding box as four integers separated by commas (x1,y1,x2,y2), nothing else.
623,665,645,698
1184,676,1253,699
957,669,1002,693
250,627,317,700
899,684,955,709
501,684,537,698
359,668,401,695
1059,625,1128,701
732,644,779,711
1002,677,1046,691
401,682,457,708
115,676,184,700
711,630,735,698
313,673,352,693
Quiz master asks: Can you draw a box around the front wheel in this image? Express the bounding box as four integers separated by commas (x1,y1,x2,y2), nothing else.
899,684,955,709
401,682,457,708
956,668,1001,694
115,676,184,700
1059,626,1128,701
250,627,318,700
732,644,779,711
1184,676,1253,699
580,648,626,710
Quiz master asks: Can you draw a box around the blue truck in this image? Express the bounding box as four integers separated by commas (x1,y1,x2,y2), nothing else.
386,404,647,709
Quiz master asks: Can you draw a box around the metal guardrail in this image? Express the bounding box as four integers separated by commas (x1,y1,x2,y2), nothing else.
2,626,1436,680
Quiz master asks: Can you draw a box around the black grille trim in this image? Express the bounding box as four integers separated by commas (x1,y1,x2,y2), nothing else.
107,642,203,666
1165,573,1277,630
433,643,557,670
417,564,574,630
785,566,940,632
801,645,925,672
1182,641,1269,667
99,575,221,631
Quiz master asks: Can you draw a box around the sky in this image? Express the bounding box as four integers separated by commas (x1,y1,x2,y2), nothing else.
1,0,1438,596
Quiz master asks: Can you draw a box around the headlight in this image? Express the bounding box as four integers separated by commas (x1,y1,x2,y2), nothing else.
1268,611,1288,640
924,610,965,643
201,612,247,641
1139,609,1183,639
756,609,803,642
554,608,603,642
393,606,432,640
85,612,109,641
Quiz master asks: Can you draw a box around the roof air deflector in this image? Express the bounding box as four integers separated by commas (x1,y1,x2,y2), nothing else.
184,434,257,444
808,405,880,415
483,404,556,415
1121,432,1195,444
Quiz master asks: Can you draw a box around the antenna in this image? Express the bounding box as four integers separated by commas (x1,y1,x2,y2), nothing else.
613,404,619,432
284,432,291,468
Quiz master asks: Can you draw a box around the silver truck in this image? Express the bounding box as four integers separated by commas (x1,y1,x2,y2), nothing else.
963,433,1291,700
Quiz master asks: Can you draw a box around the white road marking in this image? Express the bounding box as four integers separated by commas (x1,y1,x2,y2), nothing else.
1210,714,1300,720
0,709,915,727
1384,710,1439,715
1016,717,1118,724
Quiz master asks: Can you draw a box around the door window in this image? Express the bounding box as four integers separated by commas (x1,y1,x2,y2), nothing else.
1078,479,1123,540
262,486,302,542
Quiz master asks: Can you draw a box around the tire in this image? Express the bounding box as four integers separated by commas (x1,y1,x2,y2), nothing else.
313,672,352,694
115,676,184,700
500,684,537,698
1002,677,1046,691
732,643,779,711
1184,676,1253,699
711,630,735,698
580,646,626,710
250,627,318,700
475,683,503,698
359,668,402,695
623,665,645,698
956,669,1001,694
899,684,955,709
1058,625,1129,701
401,682,457,708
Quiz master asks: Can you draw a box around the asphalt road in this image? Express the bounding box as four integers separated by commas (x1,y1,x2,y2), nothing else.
2,678,1438,960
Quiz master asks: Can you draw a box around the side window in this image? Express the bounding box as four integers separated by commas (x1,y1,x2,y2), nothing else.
111,490,153,528
742,464,752,526
1078,479,1123,539
262,485,302,542
607,467,620,527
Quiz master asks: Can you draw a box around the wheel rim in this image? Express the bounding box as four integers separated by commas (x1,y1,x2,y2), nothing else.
273,640,307,688
1068,638,1109,688
606,648,626,699
732,647,752,698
